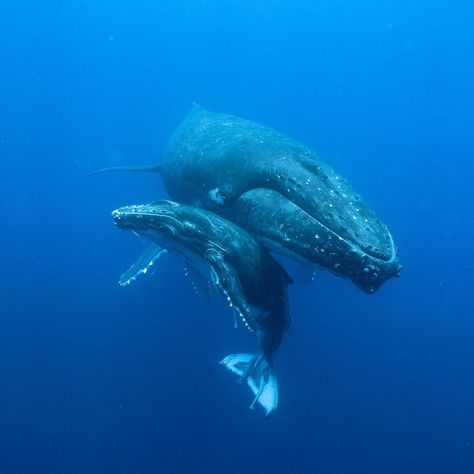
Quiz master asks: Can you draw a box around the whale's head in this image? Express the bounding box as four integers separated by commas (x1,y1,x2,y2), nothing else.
112,200,209,252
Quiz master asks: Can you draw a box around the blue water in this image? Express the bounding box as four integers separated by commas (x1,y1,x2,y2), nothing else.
1,1,473,473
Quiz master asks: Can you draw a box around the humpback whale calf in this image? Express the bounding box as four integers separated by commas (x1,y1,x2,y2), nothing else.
112,200,292,416
92,106,401,293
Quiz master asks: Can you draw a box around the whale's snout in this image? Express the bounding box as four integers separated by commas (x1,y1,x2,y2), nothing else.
112,207,138,229
111,209,121,220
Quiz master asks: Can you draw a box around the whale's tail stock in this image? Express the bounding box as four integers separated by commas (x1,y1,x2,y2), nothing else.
220,353,278,417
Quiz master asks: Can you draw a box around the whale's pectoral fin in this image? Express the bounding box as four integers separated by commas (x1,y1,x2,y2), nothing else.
87,164,161,177
205,249,254,331
119,243,168,286
220,354,278,417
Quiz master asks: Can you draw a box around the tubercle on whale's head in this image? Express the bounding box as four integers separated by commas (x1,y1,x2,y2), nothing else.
111,201,201,243
353,262,403,293
345,240,402,294
112,200,217,262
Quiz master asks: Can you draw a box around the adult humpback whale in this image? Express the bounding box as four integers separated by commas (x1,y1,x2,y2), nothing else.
161,106,401,292
112,200,292,416
93,106,401,292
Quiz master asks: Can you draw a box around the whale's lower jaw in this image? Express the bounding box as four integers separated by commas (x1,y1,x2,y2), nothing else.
259,234,398,293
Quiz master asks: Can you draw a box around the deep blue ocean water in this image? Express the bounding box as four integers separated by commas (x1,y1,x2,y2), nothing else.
1,1,473,473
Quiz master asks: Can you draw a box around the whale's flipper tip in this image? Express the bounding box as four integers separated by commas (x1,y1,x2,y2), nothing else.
220,353,278,417
118,243,167,286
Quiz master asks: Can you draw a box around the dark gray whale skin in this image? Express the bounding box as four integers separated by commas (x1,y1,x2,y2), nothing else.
233,188,398,294
160,106,401,293
112,200,291,363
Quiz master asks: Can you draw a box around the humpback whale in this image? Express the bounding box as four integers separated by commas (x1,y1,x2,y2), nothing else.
112,200,292,416
92,106,401,293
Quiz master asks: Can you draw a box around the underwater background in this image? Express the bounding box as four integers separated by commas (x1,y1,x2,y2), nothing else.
1,1,473,473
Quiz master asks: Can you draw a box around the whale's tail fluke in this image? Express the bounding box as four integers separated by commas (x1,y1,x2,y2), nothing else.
220,353,278,417
87,164,161,177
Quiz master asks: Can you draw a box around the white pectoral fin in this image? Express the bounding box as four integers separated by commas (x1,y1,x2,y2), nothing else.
206,250,253,331
220,354,278,417
119,243,168,286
